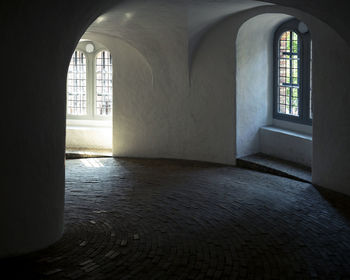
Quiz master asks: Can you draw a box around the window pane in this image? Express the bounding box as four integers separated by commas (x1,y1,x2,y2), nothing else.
278,31,300,116
310,40,313,119
96,51,113,116
67,51,87,115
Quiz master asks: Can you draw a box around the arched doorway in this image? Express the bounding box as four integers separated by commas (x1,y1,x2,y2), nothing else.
65,39,113,158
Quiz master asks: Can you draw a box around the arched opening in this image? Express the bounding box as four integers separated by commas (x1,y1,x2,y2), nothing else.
2,0,350,262
65,39,113,158
188,3,350,192
236,13,313,182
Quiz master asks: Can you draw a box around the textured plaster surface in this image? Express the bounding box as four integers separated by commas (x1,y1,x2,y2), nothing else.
191,5,350,195
66,127,112,150
260,126,312,167
2,0,350,258
236,13,291,157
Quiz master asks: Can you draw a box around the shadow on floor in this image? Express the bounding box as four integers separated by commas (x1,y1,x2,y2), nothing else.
2,157,349,279
237,153,312,183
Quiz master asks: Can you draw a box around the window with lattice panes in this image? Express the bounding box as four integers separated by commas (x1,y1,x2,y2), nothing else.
95,51,113,116
67,51,87,115
273,19,312,125
66,44,113,120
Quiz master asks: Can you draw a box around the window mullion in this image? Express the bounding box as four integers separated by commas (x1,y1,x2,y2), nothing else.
289,31,293,115
297,31,302,120
67,50,87,117
90,52,95,119
303,34,310,122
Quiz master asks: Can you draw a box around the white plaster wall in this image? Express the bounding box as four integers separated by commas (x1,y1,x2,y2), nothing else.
83,0,193,160
66,127,112,150
269,7,350,195
83,2,350,194
85,0,240,164
311,23,350,195
69,2,350,196
76,1,342,171
188,0,272,66
86,29,235,164
3,0,350,260
82,32,171,158
188,20,237,164
191,5,350,195
190,9,281,164
272,119,312,135
236,14,291,158
235,13,312,166
260,126,312,166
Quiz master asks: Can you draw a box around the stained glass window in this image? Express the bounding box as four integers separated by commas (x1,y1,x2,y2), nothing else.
67,51,87,115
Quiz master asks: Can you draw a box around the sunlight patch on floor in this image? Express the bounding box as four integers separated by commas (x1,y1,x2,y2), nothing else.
80,158,105,168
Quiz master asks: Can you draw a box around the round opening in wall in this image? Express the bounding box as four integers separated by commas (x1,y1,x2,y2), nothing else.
85,43,95,53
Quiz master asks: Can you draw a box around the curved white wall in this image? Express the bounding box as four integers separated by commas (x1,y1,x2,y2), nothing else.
236,13,291,157
235,13,313,167
311,21,350,195
191,5,350,194
66,125,112,150
86,4,350,193
2,0,350,259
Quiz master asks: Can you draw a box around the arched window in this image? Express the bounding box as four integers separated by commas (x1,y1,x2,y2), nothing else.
66,42,113,153
67,50,87,115
273,19,312,124
66,42,113,120
95,51,113,116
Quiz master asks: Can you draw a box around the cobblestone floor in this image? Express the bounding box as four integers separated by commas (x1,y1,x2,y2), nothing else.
1,158,350,280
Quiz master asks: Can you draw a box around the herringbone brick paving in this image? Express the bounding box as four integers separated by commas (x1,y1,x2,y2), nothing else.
1,158,350,279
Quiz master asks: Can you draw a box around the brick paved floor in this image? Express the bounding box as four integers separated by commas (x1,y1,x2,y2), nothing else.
1,158,350,279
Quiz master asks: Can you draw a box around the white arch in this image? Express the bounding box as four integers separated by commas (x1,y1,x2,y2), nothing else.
190,4,350,195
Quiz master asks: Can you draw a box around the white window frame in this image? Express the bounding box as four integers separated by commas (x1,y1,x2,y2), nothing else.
67,49,88,117
67,43,112,123
94,50,113,119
